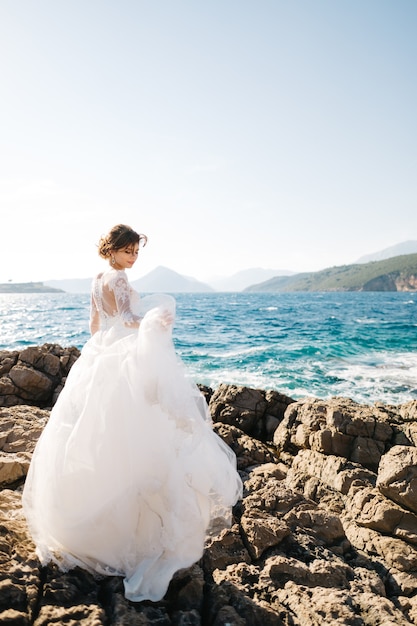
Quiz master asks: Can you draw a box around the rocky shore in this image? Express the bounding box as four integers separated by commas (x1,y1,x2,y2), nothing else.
1,344,417,625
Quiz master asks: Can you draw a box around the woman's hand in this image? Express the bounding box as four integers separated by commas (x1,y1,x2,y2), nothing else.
159,310,174,329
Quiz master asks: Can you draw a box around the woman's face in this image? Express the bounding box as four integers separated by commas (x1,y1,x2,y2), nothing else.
111,243,140,270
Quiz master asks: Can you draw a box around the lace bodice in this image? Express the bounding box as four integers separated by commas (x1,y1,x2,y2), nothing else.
90,269,141,334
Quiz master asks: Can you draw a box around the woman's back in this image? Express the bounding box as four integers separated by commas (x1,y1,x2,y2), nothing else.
90,269,140,333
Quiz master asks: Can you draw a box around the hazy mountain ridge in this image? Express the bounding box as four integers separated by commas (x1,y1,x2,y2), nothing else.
44,267,214,294
29,241,417,293
208,267,294,291
244,253,417,292
356,240,417,264
43,266,284,293
131,266,214,293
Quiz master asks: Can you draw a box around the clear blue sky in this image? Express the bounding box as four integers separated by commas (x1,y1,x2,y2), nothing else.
1,0,416,283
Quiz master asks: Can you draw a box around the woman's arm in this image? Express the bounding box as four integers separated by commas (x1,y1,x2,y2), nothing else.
89,294,100,335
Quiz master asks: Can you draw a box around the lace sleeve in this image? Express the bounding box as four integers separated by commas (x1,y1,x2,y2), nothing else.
89,293,100,335
109,272,141,328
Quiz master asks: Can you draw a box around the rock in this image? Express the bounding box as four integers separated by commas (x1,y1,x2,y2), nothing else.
213,422,278,470
165,564,205,613
0,344,80,408
9,365,53,402
286,448,377,497
203,524,251,572
0,489,40,622
209,383,294,441
209,564,280,626
347,485,417,545
0,406,49,487
240,512,291,559
0,352,18,376
343,516,417,572
2,364,417,624
399,400,417,425
274,397,395,471
377,445,417,514
275,582,411,626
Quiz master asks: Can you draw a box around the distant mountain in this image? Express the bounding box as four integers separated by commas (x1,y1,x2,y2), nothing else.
207,267,294,291
132,266,214,293
244,253,417,292
45,268,214,294
356,241,417,264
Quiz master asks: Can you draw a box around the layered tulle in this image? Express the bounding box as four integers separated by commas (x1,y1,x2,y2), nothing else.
22,295,242,602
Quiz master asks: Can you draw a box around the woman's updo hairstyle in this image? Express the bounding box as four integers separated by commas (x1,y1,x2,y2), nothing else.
98,224,148,259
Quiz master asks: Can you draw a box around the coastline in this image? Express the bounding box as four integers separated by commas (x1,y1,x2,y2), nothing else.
0,281,64,294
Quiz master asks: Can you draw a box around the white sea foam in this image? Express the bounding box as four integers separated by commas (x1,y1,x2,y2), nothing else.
326,352,417,404
217,345,269,359
355,318,380,324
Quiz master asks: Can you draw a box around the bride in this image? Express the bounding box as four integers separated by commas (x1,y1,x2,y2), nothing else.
22,224,243,602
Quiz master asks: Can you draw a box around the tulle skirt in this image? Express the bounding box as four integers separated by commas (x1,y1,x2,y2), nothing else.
22,295,242,602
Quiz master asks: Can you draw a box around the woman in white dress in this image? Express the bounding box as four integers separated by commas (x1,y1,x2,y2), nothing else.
22,224,242,602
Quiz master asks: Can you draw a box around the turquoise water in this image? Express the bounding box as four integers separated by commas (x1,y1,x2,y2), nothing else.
1,291,416,405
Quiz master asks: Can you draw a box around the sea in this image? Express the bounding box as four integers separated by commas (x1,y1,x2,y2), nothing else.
1,291,417,406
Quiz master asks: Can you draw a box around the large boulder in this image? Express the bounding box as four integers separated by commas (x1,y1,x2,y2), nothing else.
0,344,80,408
209,383,294,441
274,396,396,471
377,445,417,514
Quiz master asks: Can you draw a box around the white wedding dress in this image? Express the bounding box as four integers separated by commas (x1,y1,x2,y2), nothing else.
22,268,242,602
